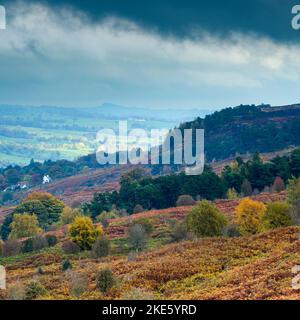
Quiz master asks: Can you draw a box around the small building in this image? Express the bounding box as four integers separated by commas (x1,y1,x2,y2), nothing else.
43,175,51,184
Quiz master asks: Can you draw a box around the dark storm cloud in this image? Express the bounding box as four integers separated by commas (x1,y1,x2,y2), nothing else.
5,0,300,42
1,1,300,108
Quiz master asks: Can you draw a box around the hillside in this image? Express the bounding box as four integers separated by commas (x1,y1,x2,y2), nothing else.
0,214,299,300
0,104,206,167
180,103,300,161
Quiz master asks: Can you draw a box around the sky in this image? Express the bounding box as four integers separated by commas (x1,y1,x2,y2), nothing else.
0,0,300,109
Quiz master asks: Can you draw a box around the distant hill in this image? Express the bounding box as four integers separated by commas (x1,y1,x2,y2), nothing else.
0,103,212,166
180,103,300,161
96,103,211,122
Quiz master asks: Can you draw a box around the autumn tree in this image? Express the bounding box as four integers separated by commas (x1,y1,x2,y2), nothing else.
235,198,267,235
68,216,103,250
241,179,252,196
14,192,65,229
260,201,292,231
186,200,227,237
9,214,41,240
287,177,300,224
128,224,148,251
272,176,285,193
96,268,116,295
60,207,81,225
91,237,110,259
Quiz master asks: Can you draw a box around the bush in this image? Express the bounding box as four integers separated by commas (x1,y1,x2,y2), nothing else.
133,204,144,214
272,176,285,192
25,280,47,300
176,195,196,207
9,214,41,240
96,268,115,295
260,201,293,231
22,238,34,253
62,259,73,271
14,192,65,229
37,266,45,275
62,240,81,254
287,177,300,224
7,282,26,300
186,200,228,237
68,271,88,298
96,211,119,224
45,234,58,247
130,218,153,235
60,207,81,225
169,221,189,242
241,179,252,196
101,219,110,229
32,236,48,251
91,237,110,259
235,198,267,235
68,216,103,250
128,224,148,251
227,188,239,200
223,224,241,237
2,239,21,257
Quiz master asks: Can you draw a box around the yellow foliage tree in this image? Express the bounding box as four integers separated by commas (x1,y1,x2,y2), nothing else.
235,198,267,235
9,214,41,239
68,216,103,250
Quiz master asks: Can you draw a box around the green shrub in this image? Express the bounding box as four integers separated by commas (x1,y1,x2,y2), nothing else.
37,266,45,275
2,239,21,257
241,179,252,196
32,236,48,251
223,224,241,237
260,201,293,231
128,224,148,251
22,238,34,253
169,221,189,242
96,268,115,295
62,259,73,271
287,177,300,224
130,218,153,235
45,234,58,247
186,200,228,237
25,280,47,300
68,271,88,298
14,192,65,229
91,237,110,259
60,207,81,225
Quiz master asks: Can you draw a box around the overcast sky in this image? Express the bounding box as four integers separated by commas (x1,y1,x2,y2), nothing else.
0,0,300,109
